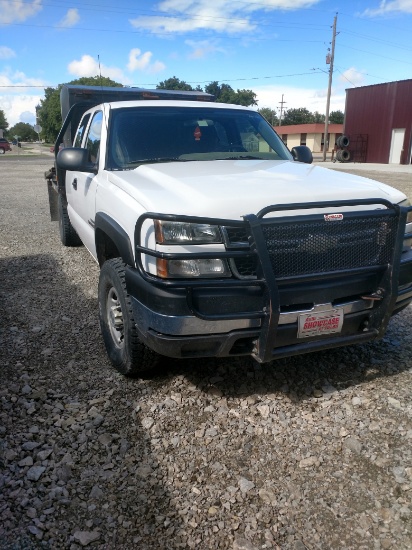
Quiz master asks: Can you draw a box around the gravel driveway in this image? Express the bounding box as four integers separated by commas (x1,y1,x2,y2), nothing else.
1,157,412,549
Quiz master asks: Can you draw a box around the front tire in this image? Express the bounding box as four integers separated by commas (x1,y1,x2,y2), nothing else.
98,258,159,376
58,194,82,247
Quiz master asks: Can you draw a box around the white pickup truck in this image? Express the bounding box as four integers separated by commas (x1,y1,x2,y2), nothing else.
45,84,412,376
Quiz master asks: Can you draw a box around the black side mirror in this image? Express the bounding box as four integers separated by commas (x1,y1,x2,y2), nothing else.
291,146,313,164
56,148,98,174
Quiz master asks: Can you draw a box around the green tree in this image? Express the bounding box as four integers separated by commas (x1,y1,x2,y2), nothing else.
329,110,344,124
156,76,195,91
281,107,314,125
312,111,325,123
8,122,37,142
37,76,123,143
204,81,257,106
228,88,257,107
0,109,9,131
37,86,63,143
257,107,278,126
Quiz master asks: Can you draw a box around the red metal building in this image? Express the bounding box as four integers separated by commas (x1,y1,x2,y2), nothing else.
344,79,412,164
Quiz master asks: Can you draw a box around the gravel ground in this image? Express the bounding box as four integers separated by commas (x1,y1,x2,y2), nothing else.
1,157,412,549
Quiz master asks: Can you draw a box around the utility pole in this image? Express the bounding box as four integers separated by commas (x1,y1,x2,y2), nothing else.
278,94,286,126
322,13,338,162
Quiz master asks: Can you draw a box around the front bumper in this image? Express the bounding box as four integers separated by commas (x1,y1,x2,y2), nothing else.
127,201,412,362
126,250,412,361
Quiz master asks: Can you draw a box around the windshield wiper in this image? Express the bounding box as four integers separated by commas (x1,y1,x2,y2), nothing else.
127,157,189,165
220,155,263,160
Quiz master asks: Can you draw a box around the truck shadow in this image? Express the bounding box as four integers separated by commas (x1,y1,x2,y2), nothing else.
0,253,182,549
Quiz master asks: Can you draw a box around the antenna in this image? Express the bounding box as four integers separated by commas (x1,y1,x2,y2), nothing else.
98,54,103,86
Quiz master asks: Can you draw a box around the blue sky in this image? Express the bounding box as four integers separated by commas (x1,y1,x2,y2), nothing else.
1,0,412,128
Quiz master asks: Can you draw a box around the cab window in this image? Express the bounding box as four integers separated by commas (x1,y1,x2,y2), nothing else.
74,114,91,147
85,111,103,163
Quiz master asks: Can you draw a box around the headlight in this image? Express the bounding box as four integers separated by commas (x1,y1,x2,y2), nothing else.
157,258,230,278
154,220,222,244
153,220,230,278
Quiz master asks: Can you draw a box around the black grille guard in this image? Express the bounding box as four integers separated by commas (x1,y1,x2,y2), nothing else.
134,199,410,363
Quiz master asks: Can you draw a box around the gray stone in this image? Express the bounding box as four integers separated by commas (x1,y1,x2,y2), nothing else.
73,530,101,546
141,417,155,430
136,465,152,478
233,536,258,550
22,441,40,451
238,477,255,494
37,449,53,461
28,525,43,538
19,456,34,467
26,466,46,481
89,485,104,499
343,437,363,454
97,433,112,446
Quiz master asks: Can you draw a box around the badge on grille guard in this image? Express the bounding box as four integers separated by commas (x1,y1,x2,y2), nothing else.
324,213,344,221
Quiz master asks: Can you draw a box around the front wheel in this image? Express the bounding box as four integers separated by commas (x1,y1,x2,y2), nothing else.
98,258,159,376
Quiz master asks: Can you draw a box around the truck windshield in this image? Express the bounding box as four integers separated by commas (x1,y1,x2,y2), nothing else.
107,106,292,170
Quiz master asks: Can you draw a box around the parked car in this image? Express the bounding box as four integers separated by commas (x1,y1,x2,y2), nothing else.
0,138,12,153
11,140,21,147
50,143,64,154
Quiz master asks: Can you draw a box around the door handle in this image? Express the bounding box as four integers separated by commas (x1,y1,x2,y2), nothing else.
72,178,77,190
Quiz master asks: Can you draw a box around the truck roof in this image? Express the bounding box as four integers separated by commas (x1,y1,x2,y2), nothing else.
60,84,214,119
57,84,215,150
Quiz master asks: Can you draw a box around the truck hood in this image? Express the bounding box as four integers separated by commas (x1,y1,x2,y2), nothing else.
107,159,406,219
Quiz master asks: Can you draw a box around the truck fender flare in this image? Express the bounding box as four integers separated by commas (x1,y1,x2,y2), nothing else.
95,212,135,267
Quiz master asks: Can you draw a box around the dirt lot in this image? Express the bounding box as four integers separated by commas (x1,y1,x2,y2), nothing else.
1,157,412,549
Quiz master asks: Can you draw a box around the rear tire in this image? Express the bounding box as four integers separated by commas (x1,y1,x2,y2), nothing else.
58,194,82,247
98,258,159,376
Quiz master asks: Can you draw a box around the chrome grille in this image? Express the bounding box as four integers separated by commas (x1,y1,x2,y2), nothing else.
261,215,397,278
225,213,398,280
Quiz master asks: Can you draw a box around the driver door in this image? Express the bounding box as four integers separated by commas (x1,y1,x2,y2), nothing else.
66,110,102,258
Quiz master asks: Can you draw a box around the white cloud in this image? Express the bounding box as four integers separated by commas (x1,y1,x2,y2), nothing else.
20,110,36,124
127,48,166,73
338,67,366,88
0,0,42,25
130,0,321,35
0,46,16,59
0,94,43,127
0,68,47,126
361,0,412,16
253,83,346,115
150,60,167,73
67,54,128,82
185,39,226,59
57,8,80,28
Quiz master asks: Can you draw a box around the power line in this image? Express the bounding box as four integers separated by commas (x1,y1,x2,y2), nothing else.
0,70,326,89
4,0,331,31
339,28,412,52
5,21,326,43
334,68,357,87
340,44,412,66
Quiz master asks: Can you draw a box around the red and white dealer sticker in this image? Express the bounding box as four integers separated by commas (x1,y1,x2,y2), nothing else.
298,308,344,338
324,213,343,221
